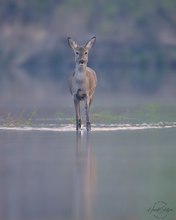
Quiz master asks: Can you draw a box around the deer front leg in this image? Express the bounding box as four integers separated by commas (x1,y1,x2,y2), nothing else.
84,96,91,131
74,97,81,130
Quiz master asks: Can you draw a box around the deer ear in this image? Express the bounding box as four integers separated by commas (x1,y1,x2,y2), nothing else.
85,37,96,50
67,37,78,50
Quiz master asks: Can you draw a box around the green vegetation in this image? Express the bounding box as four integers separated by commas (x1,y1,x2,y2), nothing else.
56,111,65,120
1,104,176,127
92,111,128,123
92,104,176,124
2,110,37,127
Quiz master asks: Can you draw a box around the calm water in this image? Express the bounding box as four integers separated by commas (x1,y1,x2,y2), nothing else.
0,126,176,220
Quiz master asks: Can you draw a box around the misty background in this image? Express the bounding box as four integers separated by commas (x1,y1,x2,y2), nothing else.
0,0,176,111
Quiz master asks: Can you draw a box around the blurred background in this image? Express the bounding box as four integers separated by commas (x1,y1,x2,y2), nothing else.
1,2,176,220
0,0,176,110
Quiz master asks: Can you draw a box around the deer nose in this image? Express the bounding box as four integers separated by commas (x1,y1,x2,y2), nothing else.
79,59,85,65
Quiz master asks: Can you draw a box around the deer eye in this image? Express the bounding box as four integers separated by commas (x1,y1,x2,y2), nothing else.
85,51,88,55
76,52,79,55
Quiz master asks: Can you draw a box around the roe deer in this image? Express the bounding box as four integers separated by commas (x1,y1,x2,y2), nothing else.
68,37,97,131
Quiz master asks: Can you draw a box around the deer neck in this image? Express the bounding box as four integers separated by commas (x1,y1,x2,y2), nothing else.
75,64,86,77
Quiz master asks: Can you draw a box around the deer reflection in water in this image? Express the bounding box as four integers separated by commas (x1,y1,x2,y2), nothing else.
74,131,96,220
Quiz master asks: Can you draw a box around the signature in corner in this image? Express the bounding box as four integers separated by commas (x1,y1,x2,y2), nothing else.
148,201,173,219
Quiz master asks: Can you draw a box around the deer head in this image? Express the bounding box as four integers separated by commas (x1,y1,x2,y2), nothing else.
67,37,96,68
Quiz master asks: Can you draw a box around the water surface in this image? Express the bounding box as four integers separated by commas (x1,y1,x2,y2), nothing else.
0,124,176,220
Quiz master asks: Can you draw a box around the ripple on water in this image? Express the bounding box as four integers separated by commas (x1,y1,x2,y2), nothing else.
0,122,176,132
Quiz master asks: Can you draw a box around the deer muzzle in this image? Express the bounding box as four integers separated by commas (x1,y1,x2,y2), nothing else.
79,59,86,65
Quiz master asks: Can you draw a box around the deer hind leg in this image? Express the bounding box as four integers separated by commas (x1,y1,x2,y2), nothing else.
74,97,81,130
84,96,91,131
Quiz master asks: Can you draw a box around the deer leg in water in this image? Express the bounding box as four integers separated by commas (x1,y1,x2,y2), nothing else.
84,97,91,131
74,98,81,130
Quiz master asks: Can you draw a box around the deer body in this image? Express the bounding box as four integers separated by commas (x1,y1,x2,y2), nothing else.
68,37,97,131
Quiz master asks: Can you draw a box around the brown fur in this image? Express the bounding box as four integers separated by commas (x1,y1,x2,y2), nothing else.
68,37,97,131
